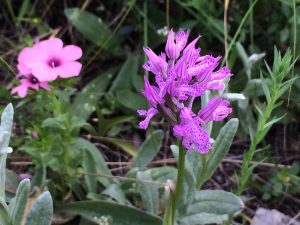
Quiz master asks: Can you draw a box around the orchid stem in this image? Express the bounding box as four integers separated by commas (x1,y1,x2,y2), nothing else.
171,143,185,224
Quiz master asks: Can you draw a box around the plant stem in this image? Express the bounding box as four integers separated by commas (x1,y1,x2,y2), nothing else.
237,94,275,195
171,143,185,224
287,0,297,106
221,0,258,67
237,49,295,195
143,0,149,78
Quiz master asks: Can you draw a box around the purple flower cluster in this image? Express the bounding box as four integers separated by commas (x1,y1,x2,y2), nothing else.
138,29,232,154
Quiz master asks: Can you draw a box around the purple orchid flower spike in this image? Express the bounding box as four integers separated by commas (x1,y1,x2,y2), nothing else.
138,28,233,154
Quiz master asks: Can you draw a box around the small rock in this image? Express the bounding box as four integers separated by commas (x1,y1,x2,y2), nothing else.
251,208,300,225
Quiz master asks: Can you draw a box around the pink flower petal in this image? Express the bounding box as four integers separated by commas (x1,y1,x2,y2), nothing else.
17,64,31,75
56,61,82,78
11,84,29,98
33,38,63,56
39,82,50,91
17,47,42,69
18,47,33,64
31,63,58,81
60,45,83,61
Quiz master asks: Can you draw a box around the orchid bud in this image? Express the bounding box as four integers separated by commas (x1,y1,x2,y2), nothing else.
165,29,180,60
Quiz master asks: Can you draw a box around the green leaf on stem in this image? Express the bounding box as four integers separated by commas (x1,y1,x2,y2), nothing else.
72,70,116,121
179,190,244,225
133,130,164,169
137,171,159,214
57,200,163,225
64,8,120,51
199,119,239,186
102,183,128,205
82,151,97,194
73,138,113,187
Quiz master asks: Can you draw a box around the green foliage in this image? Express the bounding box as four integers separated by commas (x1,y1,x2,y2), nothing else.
73,138,113,188
178,190,244,225
0,105,54,225
254,164,300,201
57,201,163,225
65,8,120,52
72,69,116,121
137,171,159,214
237,48,298,194
169,117,240,224
133,130,164,169
24,191,53,225
0,104,14,200
2,1,300,224
11,179,30,225
199,118,239,187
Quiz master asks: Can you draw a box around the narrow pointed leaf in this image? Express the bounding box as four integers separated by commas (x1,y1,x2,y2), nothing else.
11,179,30,225
82,151,97,193
200,119,238,184
0,104,14,200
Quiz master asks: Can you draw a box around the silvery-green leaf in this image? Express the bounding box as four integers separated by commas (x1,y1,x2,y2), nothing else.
11,179,30,225
179,212,229,225
248,53,266,64
0,147,12,155
0,104,14,137
199,119,239,186
137,171,159,214
102,184,128,205
0,104,14,200
57,200,162,225
24,191,53,225
223,93,246,101
179,190,244,225
0,197,11,225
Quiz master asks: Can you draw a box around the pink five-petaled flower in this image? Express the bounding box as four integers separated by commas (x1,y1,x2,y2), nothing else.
11,47,50,98
19,38,83,82
11,75,50,98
